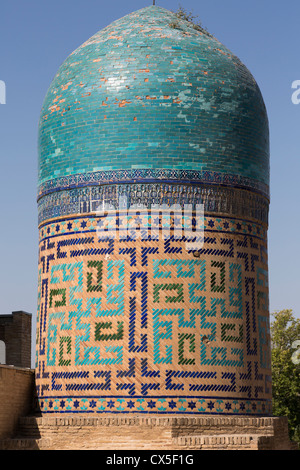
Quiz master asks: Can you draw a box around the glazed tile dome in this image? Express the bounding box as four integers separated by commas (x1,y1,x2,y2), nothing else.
38,5,269,197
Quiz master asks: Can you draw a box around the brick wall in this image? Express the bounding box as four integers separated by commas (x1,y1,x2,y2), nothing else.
0,311,32,368
0,366,34,438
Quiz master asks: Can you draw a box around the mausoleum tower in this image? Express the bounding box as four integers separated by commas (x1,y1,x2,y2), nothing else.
35,6,271,416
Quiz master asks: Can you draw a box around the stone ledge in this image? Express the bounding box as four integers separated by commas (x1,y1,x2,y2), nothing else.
19,414,278,427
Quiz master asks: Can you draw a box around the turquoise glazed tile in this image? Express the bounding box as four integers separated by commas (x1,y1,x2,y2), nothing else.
38,6,269,194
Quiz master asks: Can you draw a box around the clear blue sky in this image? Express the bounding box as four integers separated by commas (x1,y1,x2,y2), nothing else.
0,0,299,361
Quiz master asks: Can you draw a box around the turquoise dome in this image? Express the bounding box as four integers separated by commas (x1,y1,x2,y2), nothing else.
38,5,269,197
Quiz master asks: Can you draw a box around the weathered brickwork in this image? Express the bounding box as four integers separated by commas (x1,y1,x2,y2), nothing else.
0,312,32,368
0,415,297,450
35,6,272,419
0,366,34,439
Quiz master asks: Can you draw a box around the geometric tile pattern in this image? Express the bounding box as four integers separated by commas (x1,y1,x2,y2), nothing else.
38,214,267,243
35,212,272,415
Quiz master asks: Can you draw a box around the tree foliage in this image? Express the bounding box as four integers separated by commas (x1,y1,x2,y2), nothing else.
271,309,300,444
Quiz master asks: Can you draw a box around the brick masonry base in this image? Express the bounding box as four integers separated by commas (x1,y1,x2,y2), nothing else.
0,414,298,450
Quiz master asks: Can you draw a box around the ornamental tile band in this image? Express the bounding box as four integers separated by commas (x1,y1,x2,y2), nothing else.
37,169,270,200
